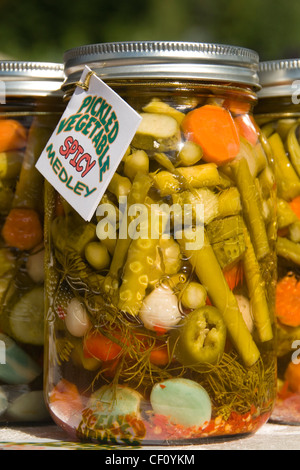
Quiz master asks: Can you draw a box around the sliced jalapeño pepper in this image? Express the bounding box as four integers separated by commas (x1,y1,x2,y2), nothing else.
171,306,226,367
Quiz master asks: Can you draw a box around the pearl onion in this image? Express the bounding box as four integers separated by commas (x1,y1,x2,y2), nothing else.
139,285,181,331
65,298,91,337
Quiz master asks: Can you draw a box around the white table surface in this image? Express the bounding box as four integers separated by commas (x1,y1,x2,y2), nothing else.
0,421,299,450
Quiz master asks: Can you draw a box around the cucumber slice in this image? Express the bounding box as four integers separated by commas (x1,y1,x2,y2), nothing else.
9,286,44,345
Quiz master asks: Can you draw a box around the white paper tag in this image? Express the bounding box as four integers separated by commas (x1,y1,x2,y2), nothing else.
36,66,142,221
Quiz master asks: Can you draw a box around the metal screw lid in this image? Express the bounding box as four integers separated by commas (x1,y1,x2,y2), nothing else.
63,41,260,89
0,61,65,97
258,59,300,98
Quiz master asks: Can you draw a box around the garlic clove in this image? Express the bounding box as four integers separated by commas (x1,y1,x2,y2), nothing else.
65,298,91,337
139,285,181,331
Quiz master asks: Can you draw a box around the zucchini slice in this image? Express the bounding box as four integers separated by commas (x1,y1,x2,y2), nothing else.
9,286,44,345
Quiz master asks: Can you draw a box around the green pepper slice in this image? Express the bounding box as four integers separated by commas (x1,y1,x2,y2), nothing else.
171,306,226,367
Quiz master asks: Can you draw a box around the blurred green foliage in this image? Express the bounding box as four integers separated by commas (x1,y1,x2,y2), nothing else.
0,0,299,62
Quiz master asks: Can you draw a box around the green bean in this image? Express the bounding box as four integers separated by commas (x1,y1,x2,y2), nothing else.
242,223,273,343
218,187,242,218
177,163,222,188
206,215,246,269
277,118,298,141
231,157,270,260
268,132,300,200
172,188,219,225
0,181,14,215
13,115,58,212
288,220,300,243
235,137,266,178
152,170,181,196
123,150,149,181
206,215,244,244
253,142,268,174
97,193,120,224
177,141,203,166
277,236,300,266
96,220,117,255
153,152,177,173
287,123,300,178
277,198,298,229
261,122,277,138
176,227,260,367
107,173,132,201
258,166,275,199
142,98,185,125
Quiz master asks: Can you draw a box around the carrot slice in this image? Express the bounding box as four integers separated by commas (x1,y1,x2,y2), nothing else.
234,114,259,146
49,379,83,425
223,261,244,291
285,362,300,393
2,208,43,250
223,98,251,115
289,195,300,219
0,120,27,152
276,273,300,327
150,344,169,366
83,330,122,362
182,105,240,164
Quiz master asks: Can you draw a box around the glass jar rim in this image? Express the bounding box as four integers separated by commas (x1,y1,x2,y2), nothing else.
63,41,260,90
0,61,65,97
258,58,300,98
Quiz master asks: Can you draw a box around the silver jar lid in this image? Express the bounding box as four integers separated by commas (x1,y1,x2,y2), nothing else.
63,41,260,89
258,59,300,98
0,61,65,97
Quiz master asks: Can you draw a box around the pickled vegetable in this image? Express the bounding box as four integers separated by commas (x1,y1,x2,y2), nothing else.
150,378,212,428
45,89,276,445
171,306,227,367
255,104,300,424
0,113,61,424
9,286,44,345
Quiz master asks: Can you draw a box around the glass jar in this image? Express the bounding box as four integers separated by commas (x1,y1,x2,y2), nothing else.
44,42,277,445
0,61,65,423
256,59,300,425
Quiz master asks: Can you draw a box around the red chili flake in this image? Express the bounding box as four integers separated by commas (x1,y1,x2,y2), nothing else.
154,326,167,336
57,306,66,320
143,406,272,442
159,384,166,389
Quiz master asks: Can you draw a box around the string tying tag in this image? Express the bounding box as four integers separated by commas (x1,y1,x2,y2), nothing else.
75,70,96,91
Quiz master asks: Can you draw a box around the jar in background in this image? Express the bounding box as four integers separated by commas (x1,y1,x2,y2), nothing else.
256,59,300,425
0,61,65,423
44,42,277,445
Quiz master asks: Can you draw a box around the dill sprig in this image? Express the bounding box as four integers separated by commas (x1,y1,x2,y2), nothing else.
191,350,276,420
54,336,74,366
